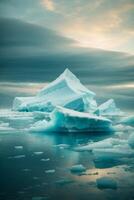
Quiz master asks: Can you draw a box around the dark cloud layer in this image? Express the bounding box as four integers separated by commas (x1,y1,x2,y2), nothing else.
0,18,74,52
0,18,134,85
0,17,134,112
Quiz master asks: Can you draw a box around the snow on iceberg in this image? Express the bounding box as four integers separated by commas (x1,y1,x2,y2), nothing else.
30,106,113,132
13,69,96,112
94,99,122,116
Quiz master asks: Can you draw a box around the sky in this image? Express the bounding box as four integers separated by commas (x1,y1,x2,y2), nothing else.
0,0,134,112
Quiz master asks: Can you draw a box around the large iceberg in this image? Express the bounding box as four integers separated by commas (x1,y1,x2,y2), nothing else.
30,106,113,132
12,68,124,133
94,99,122,116
13,69,97,112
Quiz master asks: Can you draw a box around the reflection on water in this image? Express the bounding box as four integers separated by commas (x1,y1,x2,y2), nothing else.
0,131,134,200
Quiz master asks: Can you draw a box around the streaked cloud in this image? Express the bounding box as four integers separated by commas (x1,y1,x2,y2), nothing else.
41,0,55,11
0,0,133,111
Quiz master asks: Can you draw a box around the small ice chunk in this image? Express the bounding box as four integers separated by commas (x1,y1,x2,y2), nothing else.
13,155,25,159
0,122,14,131
33,152,44,155
45,169,55,174
93,146,134,162
55,179,74,186
14,146,23,149
120,116,134,127
128,133,134,149
41,158,50,162
114,124,134,132
22,169,31,172
54,144,70,149
96,177,117,190
75,138,127,152
70,164,86,173
33,177,39,180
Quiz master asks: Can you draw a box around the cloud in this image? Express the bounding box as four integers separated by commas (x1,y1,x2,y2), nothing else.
41,0,55,11
0,0,133,53
48,0,134,53
0,17,75,53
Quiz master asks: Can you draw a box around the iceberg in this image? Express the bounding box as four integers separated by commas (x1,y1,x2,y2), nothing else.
94,99,122,116
13,69,96,112
30,106,113,132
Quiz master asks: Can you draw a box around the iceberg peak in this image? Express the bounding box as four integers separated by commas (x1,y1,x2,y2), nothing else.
13,68,96,112
62,68,74,78
38,68,95,97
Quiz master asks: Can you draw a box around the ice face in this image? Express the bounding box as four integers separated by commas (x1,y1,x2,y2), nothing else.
13,69,96,112
30,106,113,132
94,99,122,116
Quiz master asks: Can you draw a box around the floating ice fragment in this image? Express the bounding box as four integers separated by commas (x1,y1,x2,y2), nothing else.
45,169,55,174
22,169,31,172
10,155,25,159
96,177,117,190
70,164,86,173
120,116,134,127
33,152,44,155
93,146,134,163
94,99,122,116
75,138,127,152
128,133,134,149
41,158,50,162
0,122,14,131
14,146,23,149
55,179,74,186
54,144,70,149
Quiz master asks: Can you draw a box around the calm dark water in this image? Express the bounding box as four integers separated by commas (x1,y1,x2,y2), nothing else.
0,130,134,200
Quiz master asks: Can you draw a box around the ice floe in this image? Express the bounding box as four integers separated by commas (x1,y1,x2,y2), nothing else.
30,106,113,132
120,116,134,127
70,164,86,173
96,177,117,190
45,169,55,174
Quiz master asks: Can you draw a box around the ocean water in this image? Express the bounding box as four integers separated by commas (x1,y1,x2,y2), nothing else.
0,111,134,200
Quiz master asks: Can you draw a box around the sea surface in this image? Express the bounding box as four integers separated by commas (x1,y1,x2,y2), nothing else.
0,110,134,200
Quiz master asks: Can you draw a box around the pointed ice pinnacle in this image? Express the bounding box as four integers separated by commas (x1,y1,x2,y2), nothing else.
94,99,122,116
13,68,97,112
